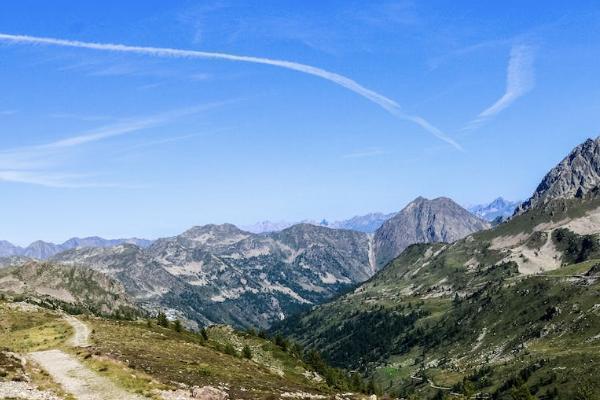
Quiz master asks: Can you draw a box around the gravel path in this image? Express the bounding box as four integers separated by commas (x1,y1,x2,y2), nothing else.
29,349,144,400
24,316,144,400
64,315,91,347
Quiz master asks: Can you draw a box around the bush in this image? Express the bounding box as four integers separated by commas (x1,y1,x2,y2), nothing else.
156,312,169,327
274,334,288,351
200,327,209,340
223,343,237,357
173,319,183,332
242,345,252,359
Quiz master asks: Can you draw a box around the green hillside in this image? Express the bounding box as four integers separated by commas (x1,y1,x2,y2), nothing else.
277,196,600,399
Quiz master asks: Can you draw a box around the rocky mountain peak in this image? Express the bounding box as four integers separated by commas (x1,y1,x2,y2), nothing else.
468,197,520,221
373,196,490,268
179,223,249,243
516,136,600,214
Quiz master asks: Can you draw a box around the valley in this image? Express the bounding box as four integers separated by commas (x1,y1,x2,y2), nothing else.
2,137,600,399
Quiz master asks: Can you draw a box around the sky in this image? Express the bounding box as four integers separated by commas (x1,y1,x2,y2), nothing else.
1,1,600,245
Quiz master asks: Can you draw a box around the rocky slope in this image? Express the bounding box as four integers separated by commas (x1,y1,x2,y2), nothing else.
0,237,152,259
516,136,600,214
277,136,600,399
52,224,373,328
373,197,490,268
0,261,140,316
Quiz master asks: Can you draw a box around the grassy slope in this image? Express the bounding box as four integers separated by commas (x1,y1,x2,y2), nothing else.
84,318,335,399
277,198,600,399
0,300,361,399
0,302,75,399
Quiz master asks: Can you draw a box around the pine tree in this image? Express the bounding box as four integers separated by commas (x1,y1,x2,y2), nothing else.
156,311,169,327
173,319,183,332
200,327,209,340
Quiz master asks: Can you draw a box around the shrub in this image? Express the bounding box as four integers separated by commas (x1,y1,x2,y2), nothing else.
242,345,252,359
223,343,237,357
156,312,169,328
200,327,209,340
173,319,183,333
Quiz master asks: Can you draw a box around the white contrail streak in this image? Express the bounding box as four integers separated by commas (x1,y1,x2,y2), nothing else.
0,32,462,150
464,44,535,130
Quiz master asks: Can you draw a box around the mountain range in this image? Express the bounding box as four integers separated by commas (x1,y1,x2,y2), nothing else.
0,236,153,259
242,199,516,235
241,212,397,234
2,197,487,329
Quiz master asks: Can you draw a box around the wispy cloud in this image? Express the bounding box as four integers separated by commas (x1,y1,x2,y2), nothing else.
48,112,113,122
0,170,124,188
41,102,226,150
464,44,535,130
0,32,461,150
0,110,18,116
121,128,230,152
342,147,388,159
0,103,225,187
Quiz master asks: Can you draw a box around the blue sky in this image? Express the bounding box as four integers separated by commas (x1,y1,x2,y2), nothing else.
1,1,600,245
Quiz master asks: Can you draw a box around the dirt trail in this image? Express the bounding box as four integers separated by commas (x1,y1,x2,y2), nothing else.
64,315,91,347
29,350,144,400
27,316,144,400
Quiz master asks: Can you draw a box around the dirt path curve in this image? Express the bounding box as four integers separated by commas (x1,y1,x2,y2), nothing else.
27,316,144,400
64,315,91,347
29,350,144,400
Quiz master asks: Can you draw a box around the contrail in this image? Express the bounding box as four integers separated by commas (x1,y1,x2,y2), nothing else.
0,33,462,150
463,44,535,131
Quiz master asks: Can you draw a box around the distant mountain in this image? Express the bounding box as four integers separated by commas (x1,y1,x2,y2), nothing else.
240,220,295,233
242,212,396,234
373,196,490,268
324,212,396,233
516,136,600,214
21,240,65,259
0,240,21,257
0,236,153,259
468,197,520,221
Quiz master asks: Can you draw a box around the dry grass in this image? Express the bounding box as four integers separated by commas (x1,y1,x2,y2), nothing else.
86,318,331,399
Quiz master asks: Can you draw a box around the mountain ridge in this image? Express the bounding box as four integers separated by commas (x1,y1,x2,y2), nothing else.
241,212,397,234
516,136,600,214
0,236,153,260
45,199,489,329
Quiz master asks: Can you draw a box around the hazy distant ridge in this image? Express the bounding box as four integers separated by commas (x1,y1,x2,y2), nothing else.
0,237,153,259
